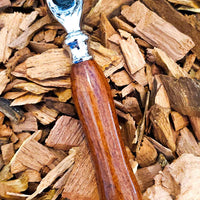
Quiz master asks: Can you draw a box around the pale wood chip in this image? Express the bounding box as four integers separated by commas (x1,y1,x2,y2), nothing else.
13,82,55,95
29,41,58,53
136,163,162,193
25,104,58,125
120,36,146,75
45,116,84,151
0,70,10,95
19,11,39,31
11,112,38,133
22,169,41,183
121,1,195,61
171,111,189,131
0,13,26,63
103,58,124,77
111,16,136,35
183,53,196,72
89,41,119,61
14,132,31,150
11,133,56,174
176,127,200,156
63,142,99,200
149,104,176,152
10,93,44,106
143,154,200,199
9,15,52,49
25,48,71,80
3,91,28,100
189,116,200,141
54,88,72,102
147,48,189,78
0,0,11,10
0,124,13,137
84,0,132,26
110,70,132,86
29,76,71,88
1,143,14,164
27,148,77,200
44,29,57,42
136,136,158,168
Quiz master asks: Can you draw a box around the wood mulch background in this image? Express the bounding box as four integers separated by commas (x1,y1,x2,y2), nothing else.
0,0,200,199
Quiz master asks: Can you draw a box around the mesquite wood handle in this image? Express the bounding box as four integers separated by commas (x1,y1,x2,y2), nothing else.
71,59,142,200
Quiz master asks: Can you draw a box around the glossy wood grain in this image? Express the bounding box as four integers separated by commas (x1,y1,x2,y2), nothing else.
71,59,142,200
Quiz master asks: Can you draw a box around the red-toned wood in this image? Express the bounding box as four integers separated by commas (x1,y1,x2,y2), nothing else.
71,59,142,200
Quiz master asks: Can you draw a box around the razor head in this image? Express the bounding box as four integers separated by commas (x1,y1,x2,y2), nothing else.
47,0,83,33
52,0,75,11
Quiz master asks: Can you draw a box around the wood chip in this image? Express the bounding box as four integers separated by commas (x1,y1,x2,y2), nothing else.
84,0,132,26
149,104,176,151
0,124,14,137
11,112,38,133
27,148,77,200
110,70,132,86
136,137,158,167
13,82,55,95
171,111,189,131
22,169,41,183
183,53,196,72
1,143,14,164
147,48,189,78
136,163,162,193
99,13,118,48
141,0,200,59
24,48,71,80
9,15,52,49
29,41,58,53
44,97,76,116
10,93,44,106
44,29,57,43
0,70,10,95
11,134,56,174
147,136,175,160
120,36,146,75
3,91,28,100
121,1,195,61
189,116,200,141
123,97,142,123
143,154,200,199
63,141,99,200
176,127,200,156
151,75,171,109
45,116,84,151
19,11,39,31
0,13,26,63
0,0,11,10
25,104,58,125
111,16,136,35
160,75,200,117
14,132,31,150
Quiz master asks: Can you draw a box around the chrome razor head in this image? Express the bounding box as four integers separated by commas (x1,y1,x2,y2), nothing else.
46,0,83,33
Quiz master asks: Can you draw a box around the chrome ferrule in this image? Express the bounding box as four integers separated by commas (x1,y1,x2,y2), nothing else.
64,30,92,64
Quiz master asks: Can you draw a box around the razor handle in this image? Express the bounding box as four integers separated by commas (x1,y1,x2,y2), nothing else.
71,59,142,200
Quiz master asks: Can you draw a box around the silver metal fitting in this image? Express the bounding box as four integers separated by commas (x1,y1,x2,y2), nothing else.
65,31,92,63
46,0,92,64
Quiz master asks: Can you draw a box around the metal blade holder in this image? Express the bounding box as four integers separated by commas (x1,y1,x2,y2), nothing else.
47,0,92,63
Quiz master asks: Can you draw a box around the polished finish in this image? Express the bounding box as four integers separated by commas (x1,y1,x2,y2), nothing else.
71,59,142,200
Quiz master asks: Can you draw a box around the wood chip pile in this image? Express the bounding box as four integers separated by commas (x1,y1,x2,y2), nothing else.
0,0,200,199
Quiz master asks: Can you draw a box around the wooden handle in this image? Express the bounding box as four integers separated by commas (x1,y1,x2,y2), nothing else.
71,59,142,200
